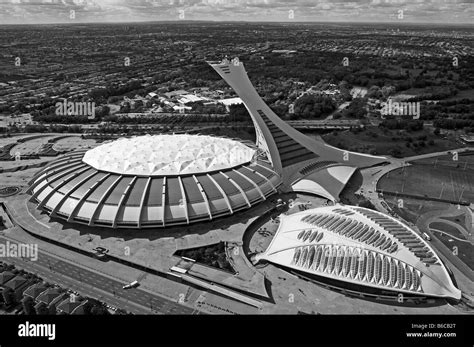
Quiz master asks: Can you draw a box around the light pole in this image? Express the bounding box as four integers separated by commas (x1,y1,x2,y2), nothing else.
439,183,445,199
459,185,465,202
47,259,53,272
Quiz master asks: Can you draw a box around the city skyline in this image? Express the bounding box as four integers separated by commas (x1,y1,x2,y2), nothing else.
0,0,472,25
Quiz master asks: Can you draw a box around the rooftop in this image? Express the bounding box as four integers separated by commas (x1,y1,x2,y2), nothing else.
82,134,256,176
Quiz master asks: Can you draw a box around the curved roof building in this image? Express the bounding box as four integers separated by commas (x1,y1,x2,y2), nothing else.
254,205,461,300
27,134,281,228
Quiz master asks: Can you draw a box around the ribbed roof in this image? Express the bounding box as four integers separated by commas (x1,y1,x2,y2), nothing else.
27,138,282,229
255,205,461,300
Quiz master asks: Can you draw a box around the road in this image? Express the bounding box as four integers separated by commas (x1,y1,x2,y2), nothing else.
324,101,350,120
0,234,200,315
46,118,362,131
430,228,471,243
404,147,473,162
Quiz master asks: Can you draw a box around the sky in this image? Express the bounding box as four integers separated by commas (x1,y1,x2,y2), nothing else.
0,0,472,25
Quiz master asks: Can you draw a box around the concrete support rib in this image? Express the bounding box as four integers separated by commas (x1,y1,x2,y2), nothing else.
207,173,233,214
112,177,137,228
27,160,84,195
162,177,167,227
27,154,84,186
67,173,111,222
138,177,151,228
50,171,98,217
241,166,277,193
88,176,123,226
399,262,406,290
36,165,91,209
220,172,251,207
194,175,212,220
232,169,265,200
29,163,88,202
46,152,85,167
178,176,189,224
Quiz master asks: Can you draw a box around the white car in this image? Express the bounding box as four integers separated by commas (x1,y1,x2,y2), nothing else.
122,280,139,290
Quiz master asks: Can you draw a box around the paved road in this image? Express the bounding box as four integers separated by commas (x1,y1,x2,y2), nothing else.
431,228,471,243
404,147,473,162
0,234,199,315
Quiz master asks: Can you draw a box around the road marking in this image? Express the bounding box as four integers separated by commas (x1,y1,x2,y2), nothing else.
25,200,50,229
430,228,471,243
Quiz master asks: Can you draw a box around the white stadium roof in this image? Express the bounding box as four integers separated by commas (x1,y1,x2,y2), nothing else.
255,205,461,300
82,134,256,176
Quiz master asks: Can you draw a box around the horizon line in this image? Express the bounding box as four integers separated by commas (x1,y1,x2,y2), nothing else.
1,19,473,26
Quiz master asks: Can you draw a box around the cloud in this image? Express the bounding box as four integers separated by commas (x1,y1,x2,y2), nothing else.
0,0,472,23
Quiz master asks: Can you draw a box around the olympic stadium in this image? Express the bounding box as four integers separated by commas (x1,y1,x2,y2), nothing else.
27,57,387,228
27,134,280,228
21,57,462,303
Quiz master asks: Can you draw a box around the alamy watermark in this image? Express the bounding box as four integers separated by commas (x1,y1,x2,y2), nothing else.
55,99,95,119
0,241,38,261
380,100,420,119
18,322,55,341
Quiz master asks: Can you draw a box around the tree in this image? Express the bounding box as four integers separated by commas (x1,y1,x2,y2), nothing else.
2,288,15,307
120,102,131,113
388,147,402,158
35,302,50,315
95,105,110,118
294,94,336,119
91,305,109,315
22,296,36,315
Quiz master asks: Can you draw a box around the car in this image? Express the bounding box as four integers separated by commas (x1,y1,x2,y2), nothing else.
93,247,109,260
93,246,109,254
122,280,139,290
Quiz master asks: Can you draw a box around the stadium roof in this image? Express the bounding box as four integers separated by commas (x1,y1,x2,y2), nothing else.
82,134,256,176
255,205,461,300
27,135,281,228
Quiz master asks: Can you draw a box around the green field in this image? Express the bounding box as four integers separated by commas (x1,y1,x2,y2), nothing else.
444,89,474,101
432,230,474,271
322,126,460,158
384,197,449,225
378,161,474,203
412,153,474,171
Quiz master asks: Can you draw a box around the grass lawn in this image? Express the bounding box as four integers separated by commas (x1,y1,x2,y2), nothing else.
443,89,474,101
412,152,474,170
432,231,474,271
377,163,474,203
322,126,460,157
